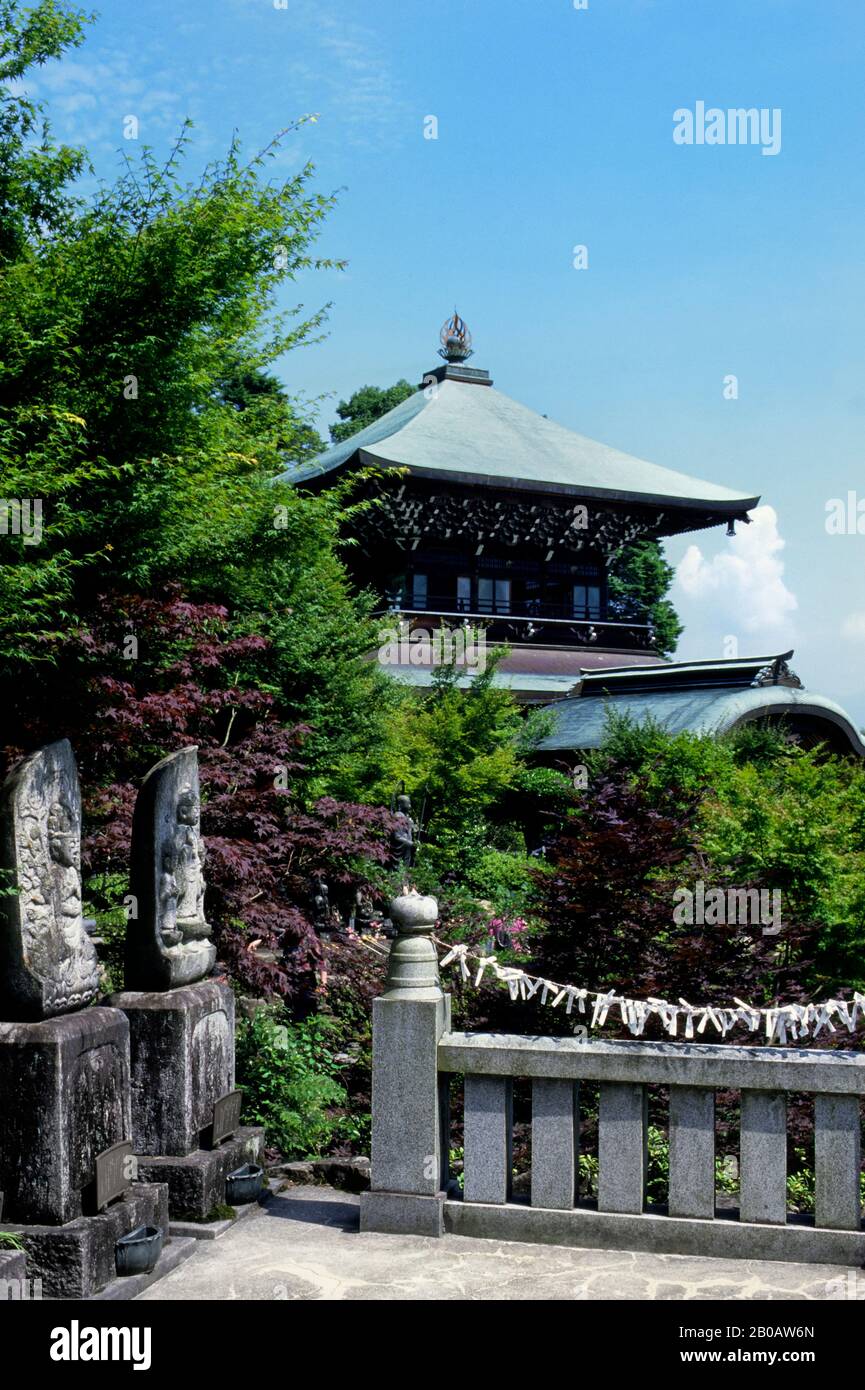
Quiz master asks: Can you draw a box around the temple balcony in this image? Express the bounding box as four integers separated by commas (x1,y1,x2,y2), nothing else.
373,594,656,654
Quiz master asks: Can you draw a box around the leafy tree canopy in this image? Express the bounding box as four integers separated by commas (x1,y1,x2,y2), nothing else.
607,539,682,658
576,711,865,995
0,0,401,788
0,0,91,263
329,379,415,444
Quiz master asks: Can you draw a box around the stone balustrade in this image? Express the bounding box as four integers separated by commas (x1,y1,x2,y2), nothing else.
442,1034,864,1235
360,894,865,1266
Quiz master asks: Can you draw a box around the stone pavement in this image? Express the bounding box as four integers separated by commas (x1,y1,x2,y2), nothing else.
138,1186,864,1301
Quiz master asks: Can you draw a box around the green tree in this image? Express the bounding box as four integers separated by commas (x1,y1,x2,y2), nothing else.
0,0,400,789
235,1010,348,1156
371,647,556,884
587,711,865,993
213,349,324,461
329,379,415,443
0,0,90,264
607,539,682,658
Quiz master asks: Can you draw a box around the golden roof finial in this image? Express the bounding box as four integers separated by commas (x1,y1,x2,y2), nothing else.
438,310,473,363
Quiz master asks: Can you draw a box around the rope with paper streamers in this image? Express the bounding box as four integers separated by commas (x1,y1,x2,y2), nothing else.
436,939,865,1046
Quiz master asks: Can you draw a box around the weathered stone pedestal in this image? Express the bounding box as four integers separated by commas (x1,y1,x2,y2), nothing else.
136,1129,265,1223
2,1184,170,1299
0,1007,172,1297
108,979,265,1221
0,1249,29,1300
110,980,234,1156
0,1008,131,1225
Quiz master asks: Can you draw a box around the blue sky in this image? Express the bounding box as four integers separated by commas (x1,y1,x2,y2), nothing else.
28,0,865,723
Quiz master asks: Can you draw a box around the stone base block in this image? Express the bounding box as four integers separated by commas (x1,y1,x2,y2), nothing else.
359,1190,445,1237
90,1234,197,1300
1,1182,169,1299
170,1194,267,1241
0,1249,30,1300
135,1127,265,1221
272,1156,371,1192
444,1200,865,1267
108,980,234,1157
0,1008,130,1224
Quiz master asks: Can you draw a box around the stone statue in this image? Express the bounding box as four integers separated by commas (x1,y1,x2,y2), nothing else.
124,746,216,991
158,849,182,947
352,886,377,931
0,739,100,1021
310,874,331,931
173,787,208,940
388,792,417,871
351,885,387,935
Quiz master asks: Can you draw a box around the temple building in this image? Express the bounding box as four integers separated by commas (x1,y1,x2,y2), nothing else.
285,315,864,757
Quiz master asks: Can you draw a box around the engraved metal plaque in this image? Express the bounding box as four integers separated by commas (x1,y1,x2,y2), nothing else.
95,1140,134,1211
211,1089,243,1146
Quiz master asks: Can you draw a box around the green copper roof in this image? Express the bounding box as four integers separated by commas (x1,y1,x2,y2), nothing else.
537,685,865,756
284,375,759,513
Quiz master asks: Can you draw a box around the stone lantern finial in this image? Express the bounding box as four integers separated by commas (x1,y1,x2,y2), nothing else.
384,890,440,996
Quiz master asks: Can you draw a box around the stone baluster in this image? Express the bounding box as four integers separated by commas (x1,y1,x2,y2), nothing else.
531,1079,580,1210
359,892,450,1237
464,1075,513,1205
814,1093,862,1231
740,1090,787,1225
598,1082,648,1214
668,1086,716,1220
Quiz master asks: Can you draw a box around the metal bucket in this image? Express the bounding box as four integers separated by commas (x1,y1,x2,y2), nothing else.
225,1163,265,1205
115,1225,163,1277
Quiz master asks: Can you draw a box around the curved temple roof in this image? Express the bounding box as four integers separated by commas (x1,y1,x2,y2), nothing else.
284,374,760,515
537,655,865,757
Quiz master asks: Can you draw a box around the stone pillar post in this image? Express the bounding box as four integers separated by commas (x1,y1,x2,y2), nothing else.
359,892,450,1237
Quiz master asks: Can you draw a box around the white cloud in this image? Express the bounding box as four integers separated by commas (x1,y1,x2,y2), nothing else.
25,52,188,153
673,505,798,645
840,612,865,643
229,0,411,152
54,92,99,117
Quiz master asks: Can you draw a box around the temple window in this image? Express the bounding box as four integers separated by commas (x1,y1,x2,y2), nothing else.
573,583,601,619
477,577,511,614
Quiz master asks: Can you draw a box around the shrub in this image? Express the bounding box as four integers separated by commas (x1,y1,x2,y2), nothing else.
235,1010,348,1157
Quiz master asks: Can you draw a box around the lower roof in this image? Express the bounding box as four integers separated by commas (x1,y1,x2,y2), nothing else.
537,684,865,757
373,645,664,701
376,643,865,754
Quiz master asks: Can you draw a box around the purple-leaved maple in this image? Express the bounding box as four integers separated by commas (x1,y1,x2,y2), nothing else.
532,770,815,1038
1,586,394,1003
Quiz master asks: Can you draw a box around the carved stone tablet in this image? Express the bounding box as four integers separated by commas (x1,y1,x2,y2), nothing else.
125,747,216,991
211,1088,243,1147
0,739,100,1021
